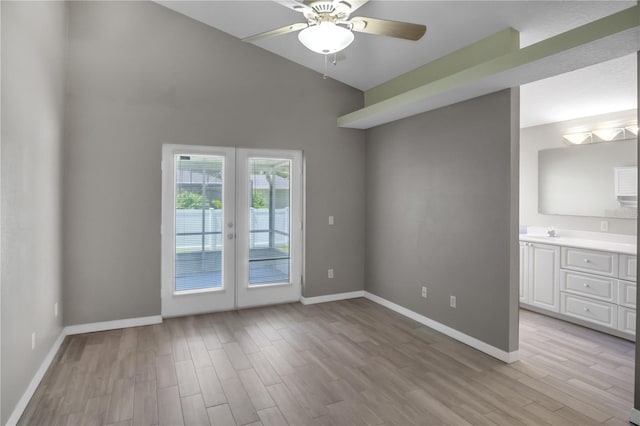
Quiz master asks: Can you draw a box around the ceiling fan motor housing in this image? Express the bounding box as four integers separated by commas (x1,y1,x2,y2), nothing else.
304,1,352,22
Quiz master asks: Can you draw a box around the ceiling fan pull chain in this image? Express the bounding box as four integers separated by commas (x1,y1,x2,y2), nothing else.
323,54,329,79
332,53,337,66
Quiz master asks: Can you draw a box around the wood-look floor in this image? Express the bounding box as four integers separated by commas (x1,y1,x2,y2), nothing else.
19,299,635,426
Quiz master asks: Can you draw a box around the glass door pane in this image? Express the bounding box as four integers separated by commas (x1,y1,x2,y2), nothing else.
175,155,225,292
248,158,291,286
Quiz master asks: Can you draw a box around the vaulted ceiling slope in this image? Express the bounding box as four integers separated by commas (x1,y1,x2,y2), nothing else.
157,1,637,128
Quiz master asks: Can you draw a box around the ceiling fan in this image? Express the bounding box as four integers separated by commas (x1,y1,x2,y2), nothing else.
242,0,427,55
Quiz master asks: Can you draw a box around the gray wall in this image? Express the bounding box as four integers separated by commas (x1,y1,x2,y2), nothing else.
521,110,637,235
365,89,519,352
1,2,67,423
63,1,366,325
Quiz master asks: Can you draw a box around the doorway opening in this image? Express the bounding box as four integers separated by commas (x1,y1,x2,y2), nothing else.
516,53,637,410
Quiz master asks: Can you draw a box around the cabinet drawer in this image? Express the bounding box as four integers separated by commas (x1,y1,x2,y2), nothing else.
561,247,618,277
618,307,636,334
560,270,616,303
561,293,617,328
619,255,637,281
619,280,637,308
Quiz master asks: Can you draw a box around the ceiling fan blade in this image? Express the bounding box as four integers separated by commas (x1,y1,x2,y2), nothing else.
276,0,314,14
340,0,369,13
242,22,309,43
350,16,426,40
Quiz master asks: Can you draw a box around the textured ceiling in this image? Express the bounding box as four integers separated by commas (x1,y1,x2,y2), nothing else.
520,54,637,128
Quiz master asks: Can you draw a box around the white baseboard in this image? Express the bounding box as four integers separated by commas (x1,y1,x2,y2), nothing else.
64,315,162,335
364,291,519,364
6,315,164,426
630,408,640,425
6,331,66,426
300,290,364,305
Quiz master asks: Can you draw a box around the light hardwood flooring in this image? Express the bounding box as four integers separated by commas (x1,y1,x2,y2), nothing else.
18,299,635,425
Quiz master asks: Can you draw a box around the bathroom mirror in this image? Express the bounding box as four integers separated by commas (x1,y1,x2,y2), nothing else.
538,138,637,218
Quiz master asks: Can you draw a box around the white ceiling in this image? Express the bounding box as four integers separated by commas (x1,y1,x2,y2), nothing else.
157,1,637,127
520,54,637,128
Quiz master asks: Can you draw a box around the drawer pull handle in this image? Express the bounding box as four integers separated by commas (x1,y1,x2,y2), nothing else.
583,258,590,263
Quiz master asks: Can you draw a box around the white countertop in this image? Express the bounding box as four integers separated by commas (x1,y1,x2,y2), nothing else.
520,234,636,256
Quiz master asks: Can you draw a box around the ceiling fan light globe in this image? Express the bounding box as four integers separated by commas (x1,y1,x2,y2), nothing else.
298,22,354,55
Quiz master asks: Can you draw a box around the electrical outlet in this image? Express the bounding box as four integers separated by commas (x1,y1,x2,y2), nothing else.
450,296,456,308
600,221,609,232
328,216,334,225
31,332,36,350
54,302,58,317
421,286,427,298
328,269,334,279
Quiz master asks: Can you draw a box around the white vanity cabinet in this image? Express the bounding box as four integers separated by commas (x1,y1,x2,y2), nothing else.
520,237,636,339
520,242,560,312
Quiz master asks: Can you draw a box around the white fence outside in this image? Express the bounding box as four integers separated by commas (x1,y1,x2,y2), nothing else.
175,208,290,251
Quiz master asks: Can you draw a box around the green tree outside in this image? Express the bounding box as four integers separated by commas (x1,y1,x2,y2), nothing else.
252,192,266,208
176,192,203,209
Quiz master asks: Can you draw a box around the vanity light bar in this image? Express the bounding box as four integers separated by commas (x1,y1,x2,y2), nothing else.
563,121,638,145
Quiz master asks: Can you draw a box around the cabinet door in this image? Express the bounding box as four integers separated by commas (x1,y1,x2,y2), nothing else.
519,242,529,303
618,307,636,335
619,255,637,282
619,280,637,308
530,243,560,312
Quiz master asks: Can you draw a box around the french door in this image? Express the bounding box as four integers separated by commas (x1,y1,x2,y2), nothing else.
161,145,302,317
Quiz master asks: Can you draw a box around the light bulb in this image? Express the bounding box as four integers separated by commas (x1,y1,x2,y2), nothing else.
625,125,639,136
298,22,354,55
